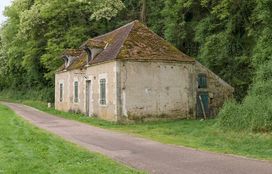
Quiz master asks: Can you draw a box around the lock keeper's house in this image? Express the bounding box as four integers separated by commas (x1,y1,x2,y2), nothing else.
55,20,234,122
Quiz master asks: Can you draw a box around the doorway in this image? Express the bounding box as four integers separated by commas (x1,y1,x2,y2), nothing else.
196,92,209,119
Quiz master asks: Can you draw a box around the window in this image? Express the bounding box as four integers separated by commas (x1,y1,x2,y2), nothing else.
74,81,79,103
198,74,207,88
100,79,106,105
60,83,63,102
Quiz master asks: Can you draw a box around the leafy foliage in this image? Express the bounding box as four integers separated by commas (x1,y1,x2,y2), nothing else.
0,0,124,92
218,0,272,132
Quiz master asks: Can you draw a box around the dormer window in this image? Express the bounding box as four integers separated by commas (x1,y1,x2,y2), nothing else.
83,46,104,66
61,49,82,70
83,46,93,65
62,55,77,69
62,56,69,68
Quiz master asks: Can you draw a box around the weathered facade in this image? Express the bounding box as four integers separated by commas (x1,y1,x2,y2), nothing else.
55,20,234,122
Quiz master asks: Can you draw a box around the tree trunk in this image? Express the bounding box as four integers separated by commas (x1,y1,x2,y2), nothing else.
140,0,147,23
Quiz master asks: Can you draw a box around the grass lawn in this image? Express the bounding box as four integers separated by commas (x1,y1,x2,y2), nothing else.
2,99,272,161
0,104,144,174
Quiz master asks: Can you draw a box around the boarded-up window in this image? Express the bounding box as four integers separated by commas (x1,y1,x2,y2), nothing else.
100,79,106,105
60,83,63,102
198,74,207,88
74,81,79,103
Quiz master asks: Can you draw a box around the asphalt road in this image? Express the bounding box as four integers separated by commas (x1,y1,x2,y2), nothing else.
3,102,272,174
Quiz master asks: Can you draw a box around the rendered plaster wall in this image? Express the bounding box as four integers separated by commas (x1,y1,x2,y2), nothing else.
195,62,234,116
55,61,118,121
55,69,84,113
119,60,196,121
85,61,118,121
55,60,233,122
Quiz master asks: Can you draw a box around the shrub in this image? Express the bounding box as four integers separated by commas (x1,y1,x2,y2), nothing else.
0,87,54,103
218,94,272,133
218,57,272,133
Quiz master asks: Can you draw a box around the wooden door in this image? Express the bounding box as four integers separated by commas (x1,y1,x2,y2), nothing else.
196,92,209,118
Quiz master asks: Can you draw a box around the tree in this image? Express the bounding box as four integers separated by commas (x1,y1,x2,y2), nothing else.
0,0,125,94
140,0,147,23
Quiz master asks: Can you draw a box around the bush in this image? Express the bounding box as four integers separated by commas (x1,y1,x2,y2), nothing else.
0,87,54,103
218,95,272,133
218,56,272,133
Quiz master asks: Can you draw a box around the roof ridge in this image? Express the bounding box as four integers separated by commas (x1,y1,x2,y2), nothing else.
92,20,137,40
111,21,136,59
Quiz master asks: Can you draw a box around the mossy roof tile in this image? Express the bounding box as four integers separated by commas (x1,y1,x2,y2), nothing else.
58,20,195,72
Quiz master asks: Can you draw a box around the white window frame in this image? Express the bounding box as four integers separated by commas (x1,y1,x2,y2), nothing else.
99,73,108,106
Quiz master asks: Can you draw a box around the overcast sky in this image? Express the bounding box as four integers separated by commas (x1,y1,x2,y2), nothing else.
0,0,12,24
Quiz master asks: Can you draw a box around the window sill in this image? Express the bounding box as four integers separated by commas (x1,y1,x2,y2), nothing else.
99,104,108,107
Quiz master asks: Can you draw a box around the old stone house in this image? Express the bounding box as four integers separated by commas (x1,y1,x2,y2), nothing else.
55,20,234,122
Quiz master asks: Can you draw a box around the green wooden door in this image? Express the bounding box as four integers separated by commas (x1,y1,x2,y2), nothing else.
197,92,209,118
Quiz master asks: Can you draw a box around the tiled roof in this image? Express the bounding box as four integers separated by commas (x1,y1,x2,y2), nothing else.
118,21,194,62
58,20,195,72
62,49,82,57
81,39,107,49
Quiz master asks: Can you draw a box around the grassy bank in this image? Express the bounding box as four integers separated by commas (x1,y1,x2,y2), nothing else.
6,100,270,161
0,104,143,174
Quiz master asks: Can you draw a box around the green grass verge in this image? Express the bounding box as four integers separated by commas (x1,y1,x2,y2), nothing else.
2,99,272,161
0,104,144,174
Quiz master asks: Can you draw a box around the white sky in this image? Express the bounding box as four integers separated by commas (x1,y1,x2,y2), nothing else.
0,0,12,24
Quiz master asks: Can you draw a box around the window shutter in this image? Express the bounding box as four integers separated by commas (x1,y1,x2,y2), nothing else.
60,84,63,102
100,79,106,105
74,81,79,103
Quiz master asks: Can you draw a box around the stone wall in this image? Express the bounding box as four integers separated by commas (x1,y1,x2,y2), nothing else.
55,69,84,113
55,60,234,122
119,60,196,121
55,61,118,121
85,61,118,121
195,62,234,117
